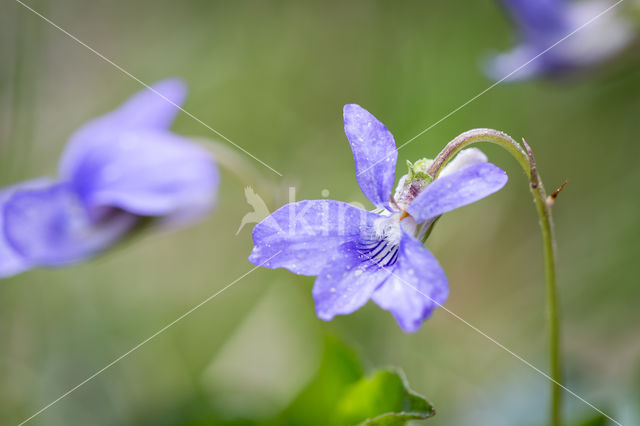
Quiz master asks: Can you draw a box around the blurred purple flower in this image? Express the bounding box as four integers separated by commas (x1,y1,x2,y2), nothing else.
487,0,635,81
0,79,218,278
249,104,508,332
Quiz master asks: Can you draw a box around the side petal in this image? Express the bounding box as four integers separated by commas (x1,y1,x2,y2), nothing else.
59,78,187,178
372,232,448,332
313,242,392,321
3,183,138,266
407,162,508,223
343,104,397,209
67,130,218,224
249,200,378,276
0,178,53,278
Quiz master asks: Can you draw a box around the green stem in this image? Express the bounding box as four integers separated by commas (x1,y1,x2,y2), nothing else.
192,136,280,205
426,128,562,426
419,217,440,244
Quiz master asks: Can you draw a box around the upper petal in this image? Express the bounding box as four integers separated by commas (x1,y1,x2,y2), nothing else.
249,200,379,276
0,178,54,278
3,183,138,266
313,241,392,321
372,232,448,332
101,78,187,130
59,78,187,178
407,162,508,223
66,130,219,224
343,104,397,209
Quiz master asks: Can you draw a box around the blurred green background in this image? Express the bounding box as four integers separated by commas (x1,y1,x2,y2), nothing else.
1,0,639,425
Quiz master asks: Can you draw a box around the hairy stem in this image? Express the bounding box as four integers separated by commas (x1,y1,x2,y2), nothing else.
427,128,562,426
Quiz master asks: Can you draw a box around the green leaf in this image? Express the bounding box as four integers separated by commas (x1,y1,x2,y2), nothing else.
276,335,363,425
334,368,435,426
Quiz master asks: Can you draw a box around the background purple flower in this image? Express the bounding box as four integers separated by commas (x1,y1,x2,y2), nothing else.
487,0,635,81
250,104,508,332
0,179,54,277
0,79,219,278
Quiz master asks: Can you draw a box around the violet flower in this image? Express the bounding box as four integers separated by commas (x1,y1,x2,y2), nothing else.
0,79,218,278
487,0,635,81
249,104,508,332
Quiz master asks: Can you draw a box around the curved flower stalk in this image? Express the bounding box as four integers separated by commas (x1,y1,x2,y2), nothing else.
487,0,635,81
426,128,564,426
0,79,219,278
249,105,508,332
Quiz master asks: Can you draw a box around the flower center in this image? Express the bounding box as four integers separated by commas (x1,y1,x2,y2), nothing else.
355,214,416,268
356,238,399,268
373,214,404,246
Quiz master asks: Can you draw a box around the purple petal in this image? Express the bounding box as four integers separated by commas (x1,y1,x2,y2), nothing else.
313,242,392,321
343,104,397,209
501,0,569,43
59,78,187,178
488,1,634,82
102,78,187,130
485,1,569,81
407,162,508,223
65,130,218,224
249,200,378,276
0,178,54,278
3,183,138,266
485,44,555,82
372,232,448,332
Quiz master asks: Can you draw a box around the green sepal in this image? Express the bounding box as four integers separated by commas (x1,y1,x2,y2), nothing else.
406,158,434,184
